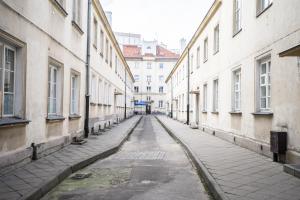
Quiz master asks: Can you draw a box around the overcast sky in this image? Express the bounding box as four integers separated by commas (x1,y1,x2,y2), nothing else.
100,0,214,50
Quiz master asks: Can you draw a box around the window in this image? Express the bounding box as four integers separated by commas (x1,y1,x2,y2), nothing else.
98,79,103,104
204,38,208,62
233,0,242,34
134,86,139,93
109,46,112,67
190,54,194,73
73,0,81,26
147,86,151,92
159,63,164,69
258,57,271,111
213,79,219,112
135,62,139,69
196,46,200,68
214,24,219,53
203,84,207,111
232,69,241,111
1,46,15,116
159,75,164,82
93,17,98,48
91,75,97,103
70,73,79,115
257,0,272,15
100,30,104,55
159,86,164,93
115,55,118,73
147,96,151,101
147,75,151,82
48,64,62,116
147,62,152,69
159,100,163,108
134,75,139,81
105,38,109,63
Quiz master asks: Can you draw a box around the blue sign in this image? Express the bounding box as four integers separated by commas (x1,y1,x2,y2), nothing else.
134,101,148,106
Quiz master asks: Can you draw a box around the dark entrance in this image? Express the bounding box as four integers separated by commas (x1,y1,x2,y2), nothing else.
146,105,151,114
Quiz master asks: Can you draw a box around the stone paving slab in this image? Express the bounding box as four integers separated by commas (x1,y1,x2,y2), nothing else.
0,116,141,200
157,116,300,200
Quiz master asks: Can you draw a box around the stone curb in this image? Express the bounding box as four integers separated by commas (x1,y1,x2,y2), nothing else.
19,116,142,200
156,116,229,200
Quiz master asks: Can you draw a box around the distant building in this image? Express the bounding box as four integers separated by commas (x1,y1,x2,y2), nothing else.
115,32,179,114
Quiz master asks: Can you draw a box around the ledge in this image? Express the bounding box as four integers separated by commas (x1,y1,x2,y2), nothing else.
71,21,84,35
0,117,30,128
90,102,97,106
46,115,65,123
69,114,81,120
252,112,273,116
49,0,68,17
229,111,242,115
211,111,219,115
233,28,242,38
202,111,208,114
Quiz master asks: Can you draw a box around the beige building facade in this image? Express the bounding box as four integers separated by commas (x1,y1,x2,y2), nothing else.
0,0,134,170
166,0,300,163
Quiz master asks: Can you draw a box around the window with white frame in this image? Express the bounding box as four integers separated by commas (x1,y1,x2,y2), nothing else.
159,75,164,82
105,38,109,63
115,55,118,73
159,63,164,69
203,85,208,112
190,54,194,73
204,38,208,62
108,85,111,105
109,46,112,67
214,24,219,53
135,62,139,69
70,73,79,115
197,46,200,68
104,82,108,104
91,75,97,103
147,62,152,69
93,17,98,48
147,86,151,92
48,63,62,116
232,69,241,111
100,30,104,55
1,45,16,116
147,75,151,82
213,79,219,112
257,57,271,112
98,79,103,104
147,96,151,101
159,100,163,108
73,0,81,26
134,86,139,93
257,0,272,15
134,75,139,81
159,86,164,93
233,0,242,34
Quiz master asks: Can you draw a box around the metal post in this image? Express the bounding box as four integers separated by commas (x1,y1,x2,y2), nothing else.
170,77,173,118
84,0,92,138
187,49,190,125
124,70,127,119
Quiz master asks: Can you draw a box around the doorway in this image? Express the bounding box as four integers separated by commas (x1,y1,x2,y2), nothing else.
146,105,151,114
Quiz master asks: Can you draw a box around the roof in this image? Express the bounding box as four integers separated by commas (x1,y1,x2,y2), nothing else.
156,45,180,59
123,44,179,59
123,45,142,58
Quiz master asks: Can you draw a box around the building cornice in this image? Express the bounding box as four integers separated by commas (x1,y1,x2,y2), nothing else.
165,0,222,83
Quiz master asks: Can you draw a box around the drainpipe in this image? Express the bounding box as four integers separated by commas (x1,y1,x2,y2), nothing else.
124,71,127,119
187,48,190,125
170,77,173,118
84,0,92,138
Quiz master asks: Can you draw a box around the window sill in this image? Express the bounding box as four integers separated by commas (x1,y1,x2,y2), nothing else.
213,50,219,55
229,111,242,115
46,115,65,123
69,114,81,120
251,112,273,116
71,21,84,35
49,0,68,17
211,111,219,115
202,111,208,114
203,59,208,63
233,29,242,38
0,117,31,128
256,3,273,18
90,102,97,106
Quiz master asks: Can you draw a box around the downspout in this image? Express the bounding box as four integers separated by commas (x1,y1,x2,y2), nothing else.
187,48,190,125
124,70,127,119
171,78,173,118
84,0,92,138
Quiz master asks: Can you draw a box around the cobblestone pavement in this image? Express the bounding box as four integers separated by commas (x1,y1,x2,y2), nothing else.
42,116,212,200
0,116,141,200
157,116,300,200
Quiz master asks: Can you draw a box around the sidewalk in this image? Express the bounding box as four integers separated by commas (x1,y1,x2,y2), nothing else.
157,116,300,200
0,116,142,200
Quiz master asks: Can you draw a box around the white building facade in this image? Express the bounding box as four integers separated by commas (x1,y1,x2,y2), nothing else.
0,0,134,170
166,0,300,163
